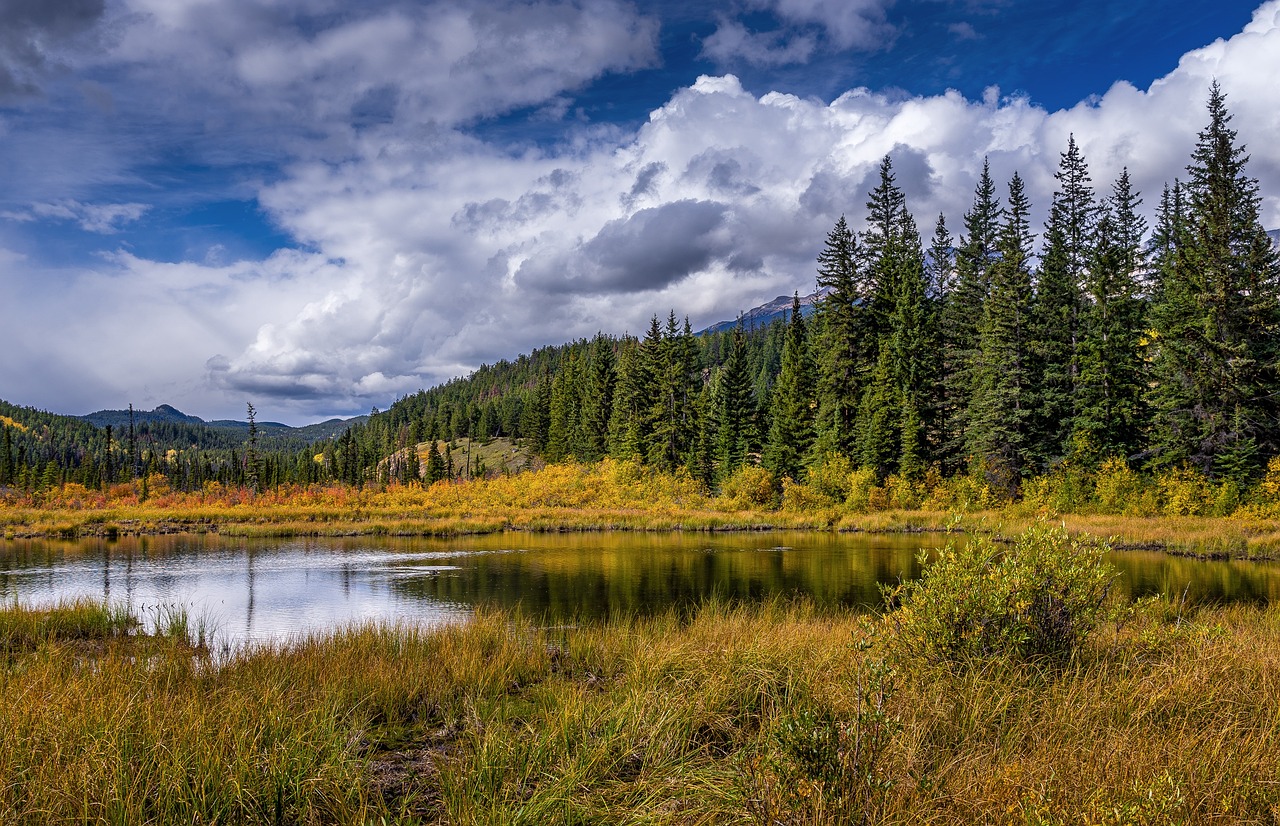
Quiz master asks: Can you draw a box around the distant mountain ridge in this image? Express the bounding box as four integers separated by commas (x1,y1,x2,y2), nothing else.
1269,228,1279,249
698,287,830,335
79,405,365,443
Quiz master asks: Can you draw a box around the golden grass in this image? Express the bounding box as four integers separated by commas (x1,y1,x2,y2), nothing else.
2,598,1278,824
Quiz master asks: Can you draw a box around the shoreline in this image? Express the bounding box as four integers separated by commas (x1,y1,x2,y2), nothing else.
5,506,1280,560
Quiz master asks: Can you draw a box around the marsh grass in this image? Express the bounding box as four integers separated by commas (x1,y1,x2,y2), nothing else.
0,598,136,657
2,592,1279,824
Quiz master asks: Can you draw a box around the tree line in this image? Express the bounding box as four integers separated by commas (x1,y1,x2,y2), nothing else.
2,85,1277,497
370,82,1279,494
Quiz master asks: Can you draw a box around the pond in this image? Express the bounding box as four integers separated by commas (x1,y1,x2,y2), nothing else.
3,532,1279,647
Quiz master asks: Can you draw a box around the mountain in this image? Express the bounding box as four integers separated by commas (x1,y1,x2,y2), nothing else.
79,405,365,444
1269,228,1279,249
698,287,830,335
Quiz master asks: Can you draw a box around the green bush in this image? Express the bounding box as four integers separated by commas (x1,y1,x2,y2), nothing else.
886,523,1115,666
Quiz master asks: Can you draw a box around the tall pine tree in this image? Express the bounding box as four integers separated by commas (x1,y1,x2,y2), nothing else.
813,216,867,459
967,172,1036,492
763,294,816,480
941,160,1002,471
1030,135,1095,468
1074,170,1148,463
1147,83,1280,480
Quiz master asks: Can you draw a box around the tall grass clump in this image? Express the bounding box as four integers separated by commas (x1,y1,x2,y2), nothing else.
0,598,136,656
887,523,1116,665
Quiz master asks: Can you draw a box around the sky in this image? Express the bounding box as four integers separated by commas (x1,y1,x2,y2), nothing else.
2,0,1279,425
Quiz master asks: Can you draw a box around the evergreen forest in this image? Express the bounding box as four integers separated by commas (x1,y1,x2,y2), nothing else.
2,85,1279,502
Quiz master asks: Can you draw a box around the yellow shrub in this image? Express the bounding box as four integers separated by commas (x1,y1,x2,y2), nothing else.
844,467,879,512
780,476,830,512
805,453,855,504
1093,457,1147,515
720,465,778,510
1156,467,1211,516
883,474,924,509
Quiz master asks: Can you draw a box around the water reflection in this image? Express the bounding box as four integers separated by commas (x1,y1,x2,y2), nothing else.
2,532,1279,647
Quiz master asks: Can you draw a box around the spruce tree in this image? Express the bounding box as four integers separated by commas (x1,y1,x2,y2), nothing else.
941,160,1002,471
862,156,908,340
1030,135,1095,468
717,324,753,477
1147,83,1280,479
425,440,445,483
608,338,650,461
927,213,956,467
650,312,699,472
763,294,816,480
887,209,936,480
967,172,1036,492
245,402,260,493
580,334,616,462
545,352,581,462
813,216,867,459
1074,170,1148,462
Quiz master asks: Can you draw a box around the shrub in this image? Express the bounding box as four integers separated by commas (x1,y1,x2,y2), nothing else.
805,453,856,505
1155,467,1212,516
780,476,833,512
886,523,1115,666
743,657,898,826
844,467,879,512
1020,464,1092,514
882,474,925,510
1093,457,1146,515
720,465,778,510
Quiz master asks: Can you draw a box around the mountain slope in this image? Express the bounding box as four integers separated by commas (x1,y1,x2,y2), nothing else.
79,406,364,443
698,287,829,335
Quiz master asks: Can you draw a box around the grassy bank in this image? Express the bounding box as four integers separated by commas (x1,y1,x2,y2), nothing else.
8,457,1280,557
3,594,1279,823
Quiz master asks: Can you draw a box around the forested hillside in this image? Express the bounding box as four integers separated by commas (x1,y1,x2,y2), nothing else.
2,85,1278,501
345,84,1280,493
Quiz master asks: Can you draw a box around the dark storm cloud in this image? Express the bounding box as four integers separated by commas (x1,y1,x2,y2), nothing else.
518,199,731,294
0,0,105,98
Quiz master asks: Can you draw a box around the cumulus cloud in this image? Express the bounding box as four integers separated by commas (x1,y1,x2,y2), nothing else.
6,0,1280,423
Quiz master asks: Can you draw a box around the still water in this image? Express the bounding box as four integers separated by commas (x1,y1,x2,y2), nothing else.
3,532,1279,647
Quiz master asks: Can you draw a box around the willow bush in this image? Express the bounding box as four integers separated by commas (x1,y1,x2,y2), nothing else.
886,523,1116,666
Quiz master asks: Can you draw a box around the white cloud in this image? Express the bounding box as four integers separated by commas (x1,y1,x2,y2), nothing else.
760,0,897,50
109,0,659,141
701,20,817,67
10,199,150,233
7,0,1280,424
703,0,896,64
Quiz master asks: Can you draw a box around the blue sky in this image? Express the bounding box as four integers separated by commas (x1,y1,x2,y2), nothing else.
2,0,1278,424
